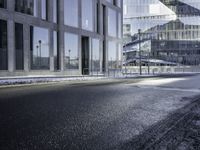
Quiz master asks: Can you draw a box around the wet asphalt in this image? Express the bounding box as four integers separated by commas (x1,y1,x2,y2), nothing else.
0,76,199,150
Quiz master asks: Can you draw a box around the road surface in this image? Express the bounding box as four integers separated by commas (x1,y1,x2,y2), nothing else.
0,74,200,150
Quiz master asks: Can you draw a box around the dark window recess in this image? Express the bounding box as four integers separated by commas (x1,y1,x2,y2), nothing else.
15,23,24,70
0,0,6,8
0,20,7,70
15,0,34,15
96,2,100,34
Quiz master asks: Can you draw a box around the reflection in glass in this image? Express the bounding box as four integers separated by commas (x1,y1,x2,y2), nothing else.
53,0,57,23
82,0,94,31
53,31,58,70
0,20,7,70
30,26,49,70
91,39,100,72
64,33,79,70
108,41,117,69
118,43,122,67
41,0,47,20
108,8,117,37
15,0,34,15
118,13,122,38
64,0,78,27
15,23,24,70
106,0,113,4
116,0,121,8
123,0,200,66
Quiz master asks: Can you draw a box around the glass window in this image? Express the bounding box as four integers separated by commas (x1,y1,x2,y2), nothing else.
82,0,94,31
64,33,79,70
95,1,100,33
106,0,113,4
41,0,47,20
108,41,117,69
0,0,6,8
91,39,100,72
30,26,49,70
115,0,121,7
33,0,38,17
53,31,58,70
15,23,24,70
15,0,34,15
0,20,7,70
64,0,78,27
53,0,57,23
108,8,117,37
118,13,122,38
118,43,122,67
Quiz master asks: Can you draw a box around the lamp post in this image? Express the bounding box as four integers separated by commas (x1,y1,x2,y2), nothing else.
138,29,142,75
68,49,71,70
123,40,127,77
148,48,150,75
36,45,39,66
38,40,42,67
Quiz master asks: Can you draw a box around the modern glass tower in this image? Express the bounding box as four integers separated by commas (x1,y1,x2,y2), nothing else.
123,0,200,66
0,0,123,77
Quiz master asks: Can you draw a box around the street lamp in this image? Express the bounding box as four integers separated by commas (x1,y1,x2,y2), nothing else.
138,29,142,75
148,48,150,75
123,40,127,77
68,49,71,70
36,45,39,66
38,40,42,67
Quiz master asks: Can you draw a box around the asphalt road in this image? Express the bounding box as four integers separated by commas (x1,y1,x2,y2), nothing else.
0,75,200,150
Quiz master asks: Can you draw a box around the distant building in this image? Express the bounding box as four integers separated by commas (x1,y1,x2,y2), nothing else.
123,0,200,66
0,0,123,77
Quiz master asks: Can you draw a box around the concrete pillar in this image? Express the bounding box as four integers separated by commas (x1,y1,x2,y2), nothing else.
104,7,109,72
49,29,54,71
7,20,15,72
78,0,82,74
23,24,30,72
47,0,54,22
58,0,65,71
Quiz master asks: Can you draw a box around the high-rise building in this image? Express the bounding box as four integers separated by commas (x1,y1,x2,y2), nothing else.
0,0,123,76
123,0,200,66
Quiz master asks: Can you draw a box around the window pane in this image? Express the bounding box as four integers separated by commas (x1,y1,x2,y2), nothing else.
64,0,78,27
118,13,122,38
30,26,50,70
108,8,117,37
15,0,34,15
0,20,7,70
92,39,100,72
53,0,57,23
116,0,121,7
15,23,24,70
118,43,122,67
82,0,94,31
108,41,117,69
64,33,79,70
41,0,46,20
106,0,113,4
53,31,58,70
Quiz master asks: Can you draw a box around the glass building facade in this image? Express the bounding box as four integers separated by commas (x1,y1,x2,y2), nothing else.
0,0,123,76
123,0,200,66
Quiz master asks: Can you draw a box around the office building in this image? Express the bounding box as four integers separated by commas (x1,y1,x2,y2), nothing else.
0,0,123,76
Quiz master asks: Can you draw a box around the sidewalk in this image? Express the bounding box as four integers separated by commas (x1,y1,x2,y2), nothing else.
0,73,196,87
0,75,108,86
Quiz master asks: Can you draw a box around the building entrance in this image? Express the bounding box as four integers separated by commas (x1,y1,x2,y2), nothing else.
81,37,89,75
